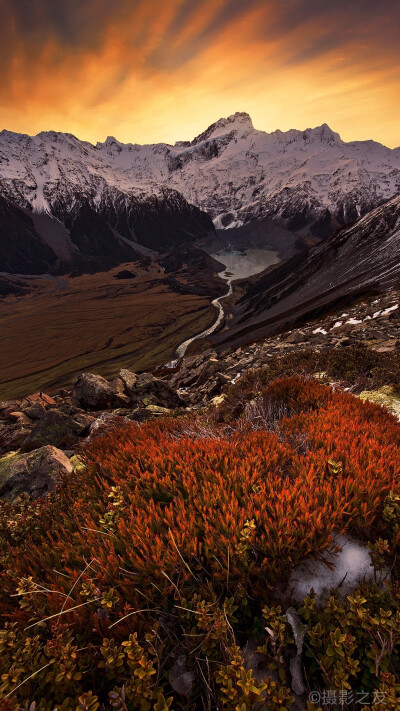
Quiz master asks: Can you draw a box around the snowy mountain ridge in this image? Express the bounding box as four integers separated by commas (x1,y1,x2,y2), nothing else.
0,112,399,243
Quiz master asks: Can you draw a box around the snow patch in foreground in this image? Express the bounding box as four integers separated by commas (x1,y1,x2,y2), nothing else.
288,534,390,601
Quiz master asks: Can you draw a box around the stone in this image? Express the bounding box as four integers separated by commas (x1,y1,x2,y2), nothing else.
196,358,220,385
0,421,32,454
334,337,351,347
89,412,126,436
0,445,73,502
283,331,307,344
129,405,171,422
8,411,32,425
216,372,231,385
0,400,20,415
201,380,221,400
333,323,356,335
374,343,397,353
23,392,57,408
20,410,85,453
168,352,218,389
168,656,194,698
71,373,128,410
286,608,306,696
69,412,96,432
365,329,386,340
22,402,47,420
118,369,138,393
130,374,183,409
311,332,326,344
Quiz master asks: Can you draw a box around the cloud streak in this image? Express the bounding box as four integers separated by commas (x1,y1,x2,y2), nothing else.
0,0,398,146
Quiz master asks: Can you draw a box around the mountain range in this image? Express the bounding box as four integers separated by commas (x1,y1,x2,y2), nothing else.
0,112,399,274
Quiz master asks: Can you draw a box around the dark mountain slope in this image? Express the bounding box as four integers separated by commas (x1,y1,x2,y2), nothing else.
0,189,215,275
0,195,57,274
216,193,400,349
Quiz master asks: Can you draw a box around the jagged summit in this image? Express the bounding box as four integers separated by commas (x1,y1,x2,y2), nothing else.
190,111,254,145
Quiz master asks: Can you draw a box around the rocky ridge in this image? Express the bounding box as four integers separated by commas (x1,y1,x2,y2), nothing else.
167,289,400,404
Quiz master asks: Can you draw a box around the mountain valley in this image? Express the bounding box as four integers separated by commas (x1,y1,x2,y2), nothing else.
1,113,399,399
1,115,400,708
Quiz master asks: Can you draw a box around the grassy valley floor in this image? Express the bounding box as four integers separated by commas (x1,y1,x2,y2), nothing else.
0,264,215,400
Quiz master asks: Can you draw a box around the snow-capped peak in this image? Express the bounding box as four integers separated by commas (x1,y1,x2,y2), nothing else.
190,111,254,145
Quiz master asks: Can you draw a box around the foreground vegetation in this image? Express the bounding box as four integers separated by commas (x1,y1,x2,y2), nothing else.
1,373,400,709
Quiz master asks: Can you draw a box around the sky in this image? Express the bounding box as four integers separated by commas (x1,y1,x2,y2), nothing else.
1,0,399,147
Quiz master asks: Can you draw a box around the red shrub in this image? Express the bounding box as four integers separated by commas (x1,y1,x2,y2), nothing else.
1,376,400,704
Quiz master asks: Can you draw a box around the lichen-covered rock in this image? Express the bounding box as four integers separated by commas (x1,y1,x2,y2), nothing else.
359,385,400,419
0,445,73,501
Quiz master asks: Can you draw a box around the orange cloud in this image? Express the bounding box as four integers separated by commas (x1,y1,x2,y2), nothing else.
0,0,398,147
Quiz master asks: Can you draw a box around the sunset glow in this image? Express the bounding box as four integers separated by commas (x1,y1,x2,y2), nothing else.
1,0,399,146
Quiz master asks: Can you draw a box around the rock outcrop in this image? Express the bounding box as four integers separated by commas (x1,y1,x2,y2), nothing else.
0,445,73,502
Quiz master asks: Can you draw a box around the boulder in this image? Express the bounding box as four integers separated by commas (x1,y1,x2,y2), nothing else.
71,373,128,410
118,369,138,394
20,409,87,453
0,445,73,502
0,421,32,455
365,329,386,340
283,331,307,344
130,373,183,409
22,402,47,420
8,411,32,425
